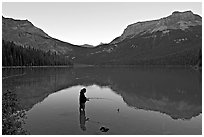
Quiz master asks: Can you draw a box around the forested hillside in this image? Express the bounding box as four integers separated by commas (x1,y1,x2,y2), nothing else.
2,40,72,66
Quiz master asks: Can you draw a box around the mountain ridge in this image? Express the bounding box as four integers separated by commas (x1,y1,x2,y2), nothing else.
2,10,202,66
110,10,201,44
2,16,87,56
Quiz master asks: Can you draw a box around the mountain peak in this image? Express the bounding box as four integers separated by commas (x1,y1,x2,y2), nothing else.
111,10,202,44
172,10,193,15
79,44,94,48
169,10,199,21
2,16,33,25
2,16,77,55
2,16,51,39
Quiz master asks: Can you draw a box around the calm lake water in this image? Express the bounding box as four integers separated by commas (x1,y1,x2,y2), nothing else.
2,67,202,135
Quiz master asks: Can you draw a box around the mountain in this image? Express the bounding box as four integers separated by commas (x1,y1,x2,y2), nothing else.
2,16,90,56
111,11,201,44
79,44,94,48
2,11,202,66
72,11,202,66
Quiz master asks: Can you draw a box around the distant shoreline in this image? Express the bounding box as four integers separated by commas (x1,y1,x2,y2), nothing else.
2,65,72,69
2,64,200,69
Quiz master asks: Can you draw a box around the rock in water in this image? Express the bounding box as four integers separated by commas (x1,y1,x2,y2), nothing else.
100,126,109,132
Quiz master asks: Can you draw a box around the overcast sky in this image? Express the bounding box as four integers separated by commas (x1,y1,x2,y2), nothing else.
2,2,202,46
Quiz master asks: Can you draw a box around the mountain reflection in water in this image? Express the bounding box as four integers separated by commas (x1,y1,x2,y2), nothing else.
2,67,202,134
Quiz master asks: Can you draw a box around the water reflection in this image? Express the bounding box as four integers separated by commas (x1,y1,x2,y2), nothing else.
2,67,202,134
20,85,201,134
79,106,89,131
2,67,201,121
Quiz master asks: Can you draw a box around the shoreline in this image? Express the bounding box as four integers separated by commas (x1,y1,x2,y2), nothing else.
2,65,201,70
2,65,72,69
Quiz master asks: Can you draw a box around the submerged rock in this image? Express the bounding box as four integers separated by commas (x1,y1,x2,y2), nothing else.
100,126,109,132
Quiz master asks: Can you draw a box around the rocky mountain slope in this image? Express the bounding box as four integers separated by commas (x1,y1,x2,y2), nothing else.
2,16,89,56
2,11,202,66
111,11,201,44
79,44,94,48
72,11,202,66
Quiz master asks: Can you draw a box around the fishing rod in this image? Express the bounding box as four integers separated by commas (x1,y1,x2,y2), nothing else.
87,97,121,106
88,97,108,99
86,97,122,113
87,97,113,101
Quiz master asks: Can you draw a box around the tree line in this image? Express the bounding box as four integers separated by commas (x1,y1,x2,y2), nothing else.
2,40,72,66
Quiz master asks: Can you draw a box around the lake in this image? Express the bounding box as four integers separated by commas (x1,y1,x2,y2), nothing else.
2,67,202,135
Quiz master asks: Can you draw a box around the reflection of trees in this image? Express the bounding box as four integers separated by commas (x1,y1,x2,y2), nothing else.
2,67,202,121
2,90,28,135
3,68,74,111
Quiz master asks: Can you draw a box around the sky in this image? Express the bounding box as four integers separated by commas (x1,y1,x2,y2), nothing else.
2,2,202,46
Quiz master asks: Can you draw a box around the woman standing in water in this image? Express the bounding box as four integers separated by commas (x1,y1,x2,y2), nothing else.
79,88,89,131
79,88,89,110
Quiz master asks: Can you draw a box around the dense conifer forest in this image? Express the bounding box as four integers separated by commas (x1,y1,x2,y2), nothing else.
2,40,72,66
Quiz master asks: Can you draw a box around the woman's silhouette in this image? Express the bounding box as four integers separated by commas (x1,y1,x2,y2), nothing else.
79,88,89,131
79,88,89,110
